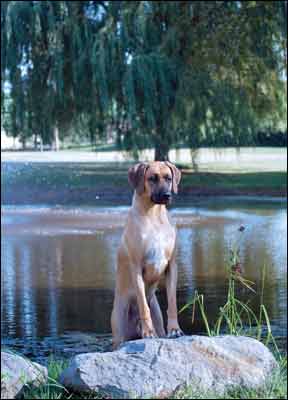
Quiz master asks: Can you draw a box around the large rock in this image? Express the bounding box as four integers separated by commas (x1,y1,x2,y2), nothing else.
59,335,278,398
1,351,48,399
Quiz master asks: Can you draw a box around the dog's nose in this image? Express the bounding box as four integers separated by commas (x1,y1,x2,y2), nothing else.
161,192,172,201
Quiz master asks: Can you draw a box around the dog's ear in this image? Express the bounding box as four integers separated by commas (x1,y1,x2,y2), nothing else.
128,163,149,195
165,161,181,194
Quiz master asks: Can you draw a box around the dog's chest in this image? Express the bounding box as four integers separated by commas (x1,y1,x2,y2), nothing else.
142,228,174,281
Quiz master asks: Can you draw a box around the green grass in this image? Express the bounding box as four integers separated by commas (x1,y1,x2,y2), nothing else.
181,171,286,192
61,143,119,152
22,357,75,399
2,162,286,207
21,357,105,399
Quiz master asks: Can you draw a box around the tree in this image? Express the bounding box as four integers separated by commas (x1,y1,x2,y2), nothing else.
1,1,287,159
1,1,112,148
114,1,287,159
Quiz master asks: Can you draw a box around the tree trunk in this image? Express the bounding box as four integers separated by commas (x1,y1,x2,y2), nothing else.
22,137,26,150
53,125,60,151
154,138,170,161
34,134,38,150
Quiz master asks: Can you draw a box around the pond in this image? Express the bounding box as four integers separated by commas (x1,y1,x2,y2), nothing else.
1,199,287,363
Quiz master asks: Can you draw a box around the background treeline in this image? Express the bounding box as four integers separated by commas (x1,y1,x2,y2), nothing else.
1,1,287,159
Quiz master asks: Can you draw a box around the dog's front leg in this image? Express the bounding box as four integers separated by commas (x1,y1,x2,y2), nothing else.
166,258,184,338
132,269,157,338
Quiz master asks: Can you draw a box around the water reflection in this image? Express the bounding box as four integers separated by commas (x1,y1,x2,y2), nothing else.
1,204,287,360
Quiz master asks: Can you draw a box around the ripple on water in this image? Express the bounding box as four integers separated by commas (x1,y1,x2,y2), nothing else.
1,333,113,364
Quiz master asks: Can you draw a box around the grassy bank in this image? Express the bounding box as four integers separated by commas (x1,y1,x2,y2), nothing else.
181,170,286,196
1,162,286,206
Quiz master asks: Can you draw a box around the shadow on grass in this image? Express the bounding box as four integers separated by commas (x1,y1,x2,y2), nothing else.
1,162,286,206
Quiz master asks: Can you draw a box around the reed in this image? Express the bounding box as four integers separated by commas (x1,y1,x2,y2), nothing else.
179,225,281,357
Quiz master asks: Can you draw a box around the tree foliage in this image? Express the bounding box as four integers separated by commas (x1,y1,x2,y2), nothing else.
1,1,287,159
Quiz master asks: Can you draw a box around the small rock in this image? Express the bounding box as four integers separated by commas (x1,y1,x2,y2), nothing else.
59,335,278,399
1,351,48,399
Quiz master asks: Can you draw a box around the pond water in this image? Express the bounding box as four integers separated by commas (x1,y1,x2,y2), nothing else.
1,200,287,362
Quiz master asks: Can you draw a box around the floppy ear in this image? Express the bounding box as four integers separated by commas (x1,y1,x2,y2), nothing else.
165,161,181,194
128,163,149,195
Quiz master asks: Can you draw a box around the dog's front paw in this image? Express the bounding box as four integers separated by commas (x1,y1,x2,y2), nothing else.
167,318,184,338
143,330,157,339
140,319,157,339
167,328,184,338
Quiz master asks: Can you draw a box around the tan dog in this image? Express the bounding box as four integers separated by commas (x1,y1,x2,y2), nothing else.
111,161,183,349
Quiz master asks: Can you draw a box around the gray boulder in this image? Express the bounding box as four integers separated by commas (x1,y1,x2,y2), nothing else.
59,335,278,398
1,351,48,399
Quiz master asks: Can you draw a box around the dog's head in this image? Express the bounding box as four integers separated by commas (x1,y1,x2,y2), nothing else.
128,161,181,204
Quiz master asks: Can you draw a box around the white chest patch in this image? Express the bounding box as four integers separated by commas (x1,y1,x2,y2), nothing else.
145,246,167,272
143,230,173,277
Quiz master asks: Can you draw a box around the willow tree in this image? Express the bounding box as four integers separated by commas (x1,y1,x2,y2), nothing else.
114,1,287,159
1,1,117,148
1,1,287,158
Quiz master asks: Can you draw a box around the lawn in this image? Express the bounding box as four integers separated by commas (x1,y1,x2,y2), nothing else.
1,161,286,206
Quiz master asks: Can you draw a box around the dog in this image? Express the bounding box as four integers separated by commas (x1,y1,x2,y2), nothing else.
111,161,183,349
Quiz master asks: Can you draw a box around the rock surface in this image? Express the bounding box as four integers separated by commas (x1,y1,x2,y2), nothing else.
59,335,278,399
1,351,48,399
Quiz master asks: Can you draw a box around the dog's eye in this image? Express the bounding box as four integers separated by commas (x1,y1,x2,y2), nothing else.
165,175,172,182
148,175,158,183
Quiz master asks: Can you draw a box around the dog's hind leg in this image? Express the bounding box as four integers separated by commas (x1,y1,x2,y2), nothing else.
111,295,129,349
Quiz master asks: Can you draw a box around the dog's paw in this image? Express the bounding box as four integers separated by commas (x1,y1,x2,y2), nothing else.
167,328,184,338
143,331,157,339
142,326,158,339
139,318,157,339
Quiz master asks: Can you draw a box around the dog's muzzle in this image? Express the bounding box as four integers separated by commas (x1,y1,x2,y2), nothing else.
151,192,172,205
